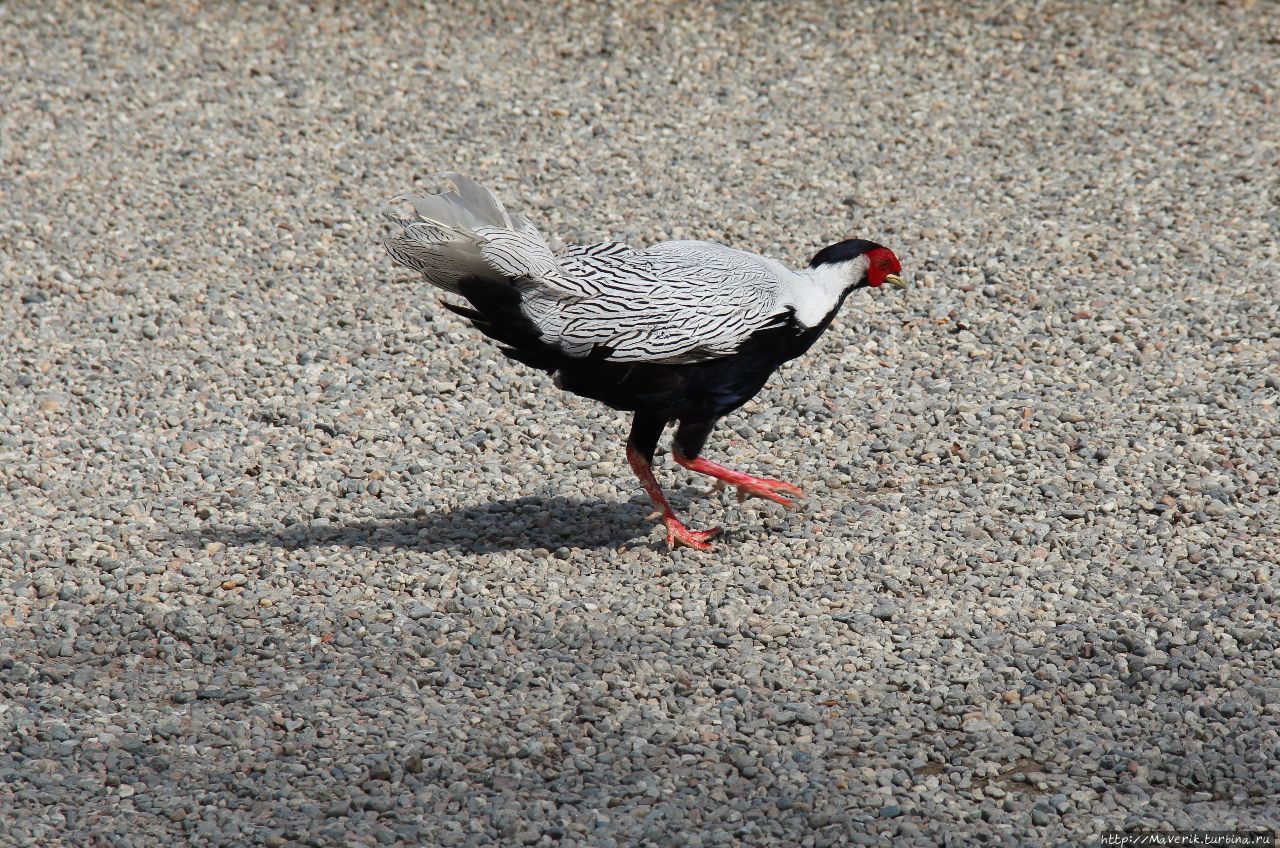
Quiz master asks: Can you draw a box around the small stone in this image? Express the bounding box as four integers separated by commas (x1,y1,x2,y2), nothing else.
871,602,896,621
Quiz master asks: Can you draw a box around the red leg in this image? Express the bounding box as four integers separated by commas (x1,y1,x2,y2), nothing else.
673,449,805,508
626,444,721,551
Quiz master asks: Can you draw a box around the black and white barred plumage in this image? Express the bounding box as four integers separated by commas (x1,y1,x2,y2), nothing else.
382,174,880,367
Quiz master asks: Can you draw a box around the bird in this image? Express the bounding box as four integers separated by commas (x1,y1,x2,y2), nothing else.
381,174,905,551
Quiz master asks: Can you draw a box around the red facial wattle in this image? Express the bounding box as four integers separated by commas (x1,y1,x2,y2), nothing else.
864,247,902,288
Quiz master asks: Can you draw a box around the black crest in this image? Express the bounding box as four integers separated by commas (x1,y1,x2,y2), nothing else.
808,239,884,268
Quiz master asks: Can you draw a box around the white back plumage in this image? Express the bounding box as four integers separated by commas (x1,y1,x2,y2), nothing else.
382,176,841,364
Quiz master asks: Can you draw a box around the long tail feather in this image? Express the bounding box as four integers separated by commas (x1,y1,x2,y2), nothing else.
439,172,509,227
381,174,561,294
381,175,567,371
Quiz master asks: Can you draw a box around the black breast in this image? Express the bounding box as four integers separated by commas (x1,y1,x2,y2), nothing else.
550,308,828,422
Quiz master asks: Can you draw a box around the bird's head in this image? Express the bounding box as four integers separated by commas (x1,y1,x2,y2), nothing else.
809,239,905,291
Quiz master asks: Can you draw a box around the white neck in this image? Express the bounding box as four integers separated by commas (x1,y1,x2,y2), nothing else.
789,255,870,327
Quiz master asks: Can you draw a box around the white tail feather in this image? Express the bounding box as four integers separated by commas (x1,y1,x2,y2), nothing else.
382,175,563,295
439,172,508,226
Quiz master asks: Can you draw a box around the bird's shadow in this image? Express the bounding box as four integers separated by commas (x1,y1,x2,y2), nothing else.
193,495,662,554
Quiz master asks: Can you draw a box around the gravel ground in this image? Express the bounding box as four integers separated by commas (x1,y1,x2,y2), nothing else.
3,2,1279,846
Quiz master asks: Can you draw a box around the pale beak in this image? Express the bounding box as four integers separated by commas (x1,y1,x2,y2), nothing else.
884,273,907,289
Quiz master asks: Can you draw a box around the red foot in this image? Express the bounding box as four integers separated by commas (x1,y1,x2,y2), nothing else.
681,454,805,509
732,476,804,508
665,518,722,551
627,442,721,553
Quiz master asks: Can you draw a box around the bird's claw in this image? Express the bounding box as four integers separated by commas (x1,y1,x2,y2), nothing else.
733,478,805,508
665,518,722,551
709,474,804,507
